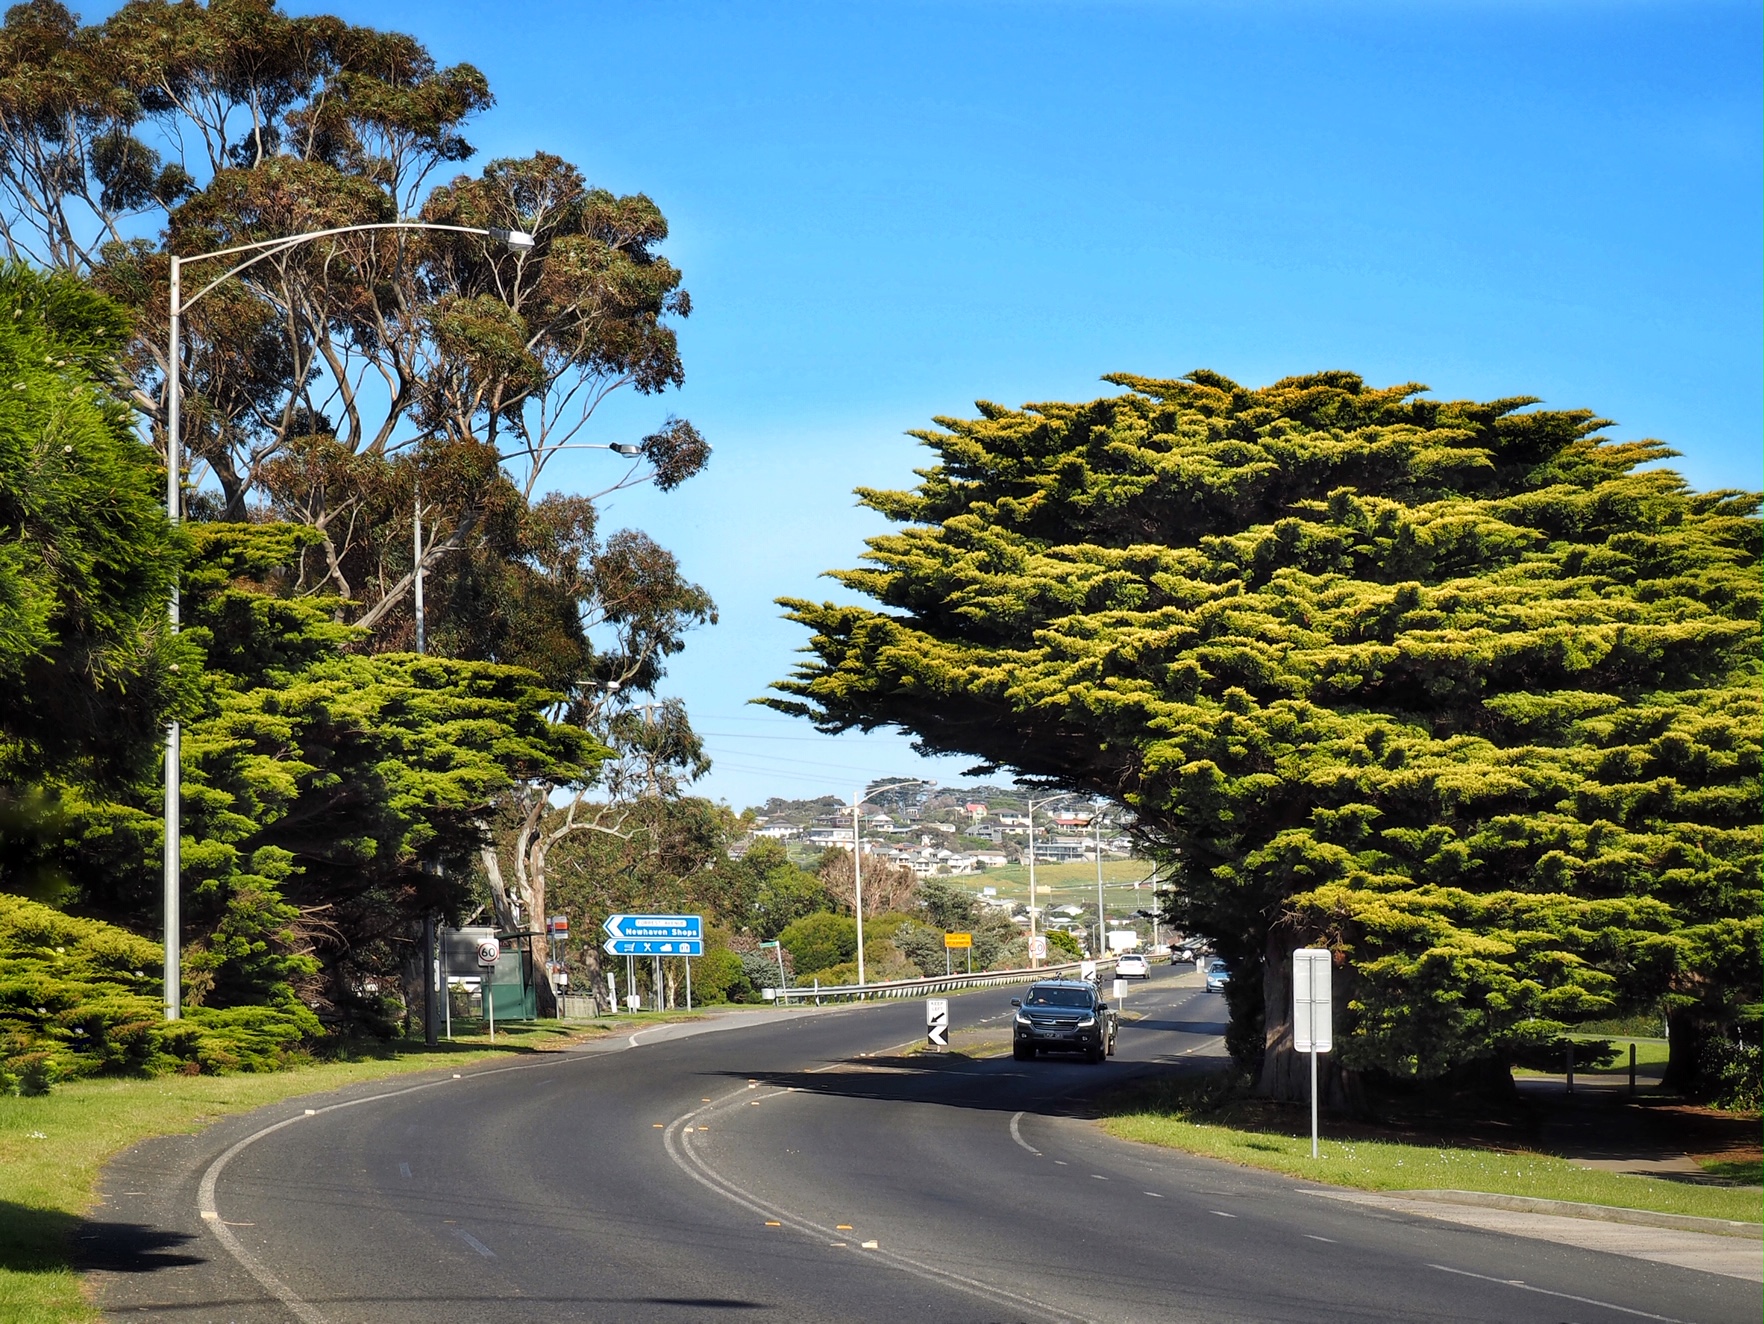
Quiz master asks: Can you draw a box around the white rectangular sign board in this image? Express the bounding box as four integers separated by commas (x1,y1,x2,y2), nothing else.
1107,930,1139,951
1292,948,1333,1053
926,997,950,1049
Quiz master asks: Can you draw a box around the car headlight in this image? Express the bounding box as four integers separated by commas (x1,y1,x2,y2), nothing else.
1015,1011,1031,1025
1076,1015,1095,1028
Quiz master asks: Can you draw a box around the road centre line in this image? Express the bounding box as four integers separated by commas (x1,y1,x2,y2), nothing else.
662,1086,1091,1323
1427,1264,1685,1323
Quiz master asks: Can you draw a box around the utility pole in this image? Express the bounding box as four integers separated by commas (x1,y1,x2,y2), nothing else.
1094,803,1106,959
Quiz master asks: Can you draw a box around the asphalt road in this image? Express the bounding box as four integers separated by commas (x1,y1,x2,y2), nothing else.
90,967,1756,1324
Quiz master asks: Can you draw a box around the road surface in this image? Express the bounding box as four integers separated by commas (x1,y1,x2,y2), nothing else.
90,967,1755,1322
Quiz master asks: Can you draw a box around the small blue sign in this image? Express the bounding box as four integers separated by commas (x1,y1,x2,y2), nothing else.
603,938,705,956
603,913,703,942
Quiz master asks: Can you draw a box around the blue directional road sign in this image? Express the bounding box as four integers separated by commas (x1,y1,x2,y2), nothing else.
603,913,703,942
603,938,705,956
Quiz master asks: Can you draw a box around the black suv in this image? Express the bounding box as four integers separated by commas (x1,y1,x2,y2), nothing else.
1011,980,1117,1063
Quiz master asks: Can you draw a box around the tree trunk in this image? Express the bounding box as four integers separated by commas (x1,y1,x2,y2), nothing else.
1663,1006,1704,1095
1253,930,1359,1111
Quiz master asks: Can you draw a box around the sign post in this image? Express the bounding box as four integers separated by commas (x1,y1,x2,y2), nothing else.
944,931,971,977
926,997,950,1050
475,937,500,1041
602,915,703,1011
759,939,788,1005
1292,948,1333,1158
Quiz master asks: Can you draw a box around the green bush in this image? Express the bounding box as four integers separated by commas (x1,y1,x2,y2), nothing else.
1046,929,1082,960
0,893,319,1090
1697,1035,1761,1111
779,911,857,976
692,948,750,1004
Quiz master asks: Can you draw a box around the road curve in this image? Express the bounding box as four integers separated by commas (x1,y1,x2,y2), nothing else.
91,967,1756,1323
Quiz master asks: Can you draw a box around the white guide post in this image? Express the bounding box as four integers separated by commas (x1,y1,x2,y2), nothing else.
1292,948,1334,1159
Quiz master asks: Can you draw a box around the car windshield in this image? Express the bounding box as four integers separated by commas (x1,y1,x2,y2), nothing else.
1207,959,1228,972
1025,986,1091,1008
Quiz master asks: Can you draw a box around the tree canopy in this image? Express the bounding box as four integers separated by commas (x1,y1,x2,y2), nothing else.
0,260,188,791
771,370,1760,1096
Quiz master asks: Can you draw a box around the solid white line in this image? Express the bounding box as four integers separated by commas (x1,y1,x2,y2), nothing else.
195,1052,608,1323
1009,1110,1042,1156
1427,1264,1685,1322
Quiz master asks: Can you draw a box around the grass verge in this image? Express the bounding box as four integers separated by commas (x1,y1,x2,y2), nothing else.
0,1014,697,1324
1098,1076,1763,1226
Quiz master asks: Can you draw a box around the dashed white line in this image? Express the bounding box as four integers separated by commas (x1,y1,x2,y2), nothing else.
454,1229,495,1257
1211,1211,1236,1218
1304,1234,1334,1242
1144,1192,1163,1198
398,1162,411,1179
1427,1264,1683,1322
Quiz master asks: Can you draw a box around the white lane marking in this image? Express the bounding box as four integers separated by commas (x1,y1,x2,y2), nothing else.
398,1162,411,1179
663,1092,1091,1323
1144,1192,1163,1198
195,1051,609,1323
1304,1234,1334,1242
454,1229,496,1257
1009,1110,1041,1156
1428,1264,1684,1322
191,1008,931,1321
1091,1174,1108,1181
1211,1211,1236,1218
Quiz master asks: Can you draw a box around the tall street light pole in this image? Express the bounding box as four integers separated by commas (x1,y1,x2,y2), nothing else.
161,220,535,1021
851,778,930,988
1023,791,1068,969
1093,800,1107,959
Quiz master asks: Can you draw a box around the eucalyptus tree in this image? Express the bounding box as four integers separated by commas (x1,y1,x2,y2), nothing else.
0,0,709,659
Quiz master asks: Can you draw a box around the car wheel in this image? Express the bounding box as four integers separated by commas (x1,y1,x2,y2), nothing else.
1012,1042,1031,1061
1087,1044,1105,1064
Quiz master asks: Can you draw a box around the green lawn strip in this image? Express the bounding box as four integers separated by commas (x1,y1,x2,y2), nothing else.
1513,1037,1671,1079
0,1014,699,1324
1700,1157,1763,1185
1099,1113,1763,1224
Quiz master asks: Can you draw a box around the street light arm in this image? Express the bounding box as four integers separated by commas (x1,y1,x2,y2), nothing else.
176,221,532,314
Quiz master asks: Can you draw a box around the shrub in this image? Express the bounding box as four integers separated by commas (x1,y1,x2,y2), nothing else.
692,948,750,1004
0,894,319,1090
1046,929,1082,960
779,911,857,976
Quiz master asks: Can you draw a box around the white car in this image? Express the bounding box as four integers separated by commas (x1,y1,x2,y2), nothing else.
1115,953,1149,979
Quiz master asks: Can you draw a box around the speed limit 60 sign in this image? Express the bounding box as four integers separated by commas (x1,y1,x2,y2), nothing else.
475,938,501,968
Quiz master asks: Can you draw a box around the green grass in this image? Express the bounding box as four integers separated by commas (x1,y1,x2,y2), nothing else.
1513,1037,1671,1077
0,1015,687,1324
958,859,1154,912
1700,1157,1764,1185
1099,1080,1763,1226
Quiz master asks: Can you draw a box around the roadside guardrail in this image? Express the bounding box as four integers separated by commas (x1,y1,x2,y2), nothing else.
769,957,1120,1005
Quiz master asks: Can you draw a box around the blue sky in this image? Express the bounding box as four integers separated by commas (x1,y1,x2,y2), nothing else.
305,0,1760,810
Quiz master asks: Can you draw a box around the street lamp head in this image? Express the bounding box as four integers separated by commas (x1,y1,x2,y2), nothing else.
489,226,536,251
609,442,642,457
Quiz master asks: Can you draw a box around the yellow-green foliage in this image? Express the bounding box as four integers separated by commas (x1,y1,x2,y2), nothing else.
0,894,319,1090
773,371,1760,1084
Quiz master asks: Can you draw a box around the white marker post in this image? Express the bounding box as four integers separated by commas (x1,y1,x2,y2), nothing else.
1292,948,1333,1158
